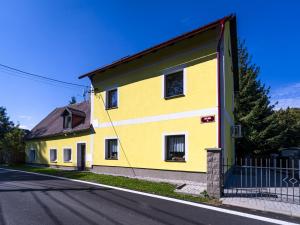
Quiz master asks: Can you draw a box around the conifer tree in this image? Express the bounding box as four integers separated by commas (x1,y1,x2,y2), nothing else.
235,41,284,156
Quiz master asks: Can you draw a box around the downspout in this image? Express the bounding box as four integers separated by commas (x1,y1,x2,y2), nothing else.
217,20,225,149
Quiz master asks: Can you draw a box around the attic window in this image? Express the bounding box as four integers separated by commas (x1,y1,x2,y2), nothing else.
63,114,72,129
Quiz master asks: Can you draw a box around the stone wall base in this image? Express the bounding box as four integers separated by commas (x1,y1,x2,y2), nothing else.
26,163,77,171
91,165,207,183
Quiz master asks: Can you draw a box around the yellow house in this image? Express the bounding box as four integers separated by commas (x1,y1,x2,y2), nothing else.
26,15,238,183
25,101,93,170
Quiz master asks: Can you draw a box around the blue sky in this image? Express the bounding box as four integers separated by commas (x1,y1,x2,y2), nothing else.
0,0,299,129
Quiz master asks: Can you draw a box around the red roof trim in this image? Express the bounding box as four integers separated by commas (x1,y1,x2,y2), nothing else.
79,14,235,79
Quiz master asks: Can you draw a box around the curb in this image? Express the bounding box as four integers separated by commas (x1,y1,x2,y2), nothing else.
1,167,299,225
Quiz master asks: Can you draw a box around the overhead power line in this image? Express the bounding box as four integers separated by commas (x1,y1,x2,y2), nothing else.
0,63,88,88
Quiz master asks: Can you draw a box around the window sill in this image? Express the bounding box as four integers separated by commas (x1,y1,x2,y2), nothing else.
64,161,72,163
165,160,186,163
164,94,185,100
50,161,57,163
106,106,118,110
105,158,118,160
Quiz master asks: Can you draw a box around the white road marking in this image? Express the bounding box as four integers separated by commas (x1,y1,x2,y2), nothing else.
1,168,298,225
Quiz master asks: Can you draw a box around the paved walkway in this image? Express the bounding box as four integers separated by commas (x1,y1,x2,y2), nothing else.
94,171,207,195
222,197,300,218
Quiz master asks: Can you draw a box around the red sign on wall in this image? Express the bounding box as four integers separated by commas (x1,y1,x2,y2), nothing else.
201,115,215,123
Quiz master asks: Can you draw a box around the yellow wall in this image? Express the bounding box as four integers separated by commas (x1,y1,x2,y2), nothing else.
25,25,236,174
25,132,91,168
91,33,220,173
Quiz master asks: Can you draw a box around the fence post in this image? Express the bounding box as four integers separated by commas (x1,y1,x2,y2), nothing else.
206,148,223,198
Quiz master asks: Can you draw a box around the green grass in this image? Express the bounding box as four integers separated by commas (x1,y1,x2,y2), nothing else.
3,164,214,204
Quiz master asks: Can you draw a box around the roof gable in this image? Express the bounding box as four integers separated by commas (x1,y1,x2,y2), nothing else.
26,101,91,140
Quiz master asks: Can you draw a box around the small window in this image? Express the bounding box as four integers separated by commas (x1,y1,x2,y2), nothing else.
165,135,185,161
63,148,72,162
50,149,57,162
105,139,118,160
29,149,36,162
164,71,184,98
63,115,72,129
106,89,118,109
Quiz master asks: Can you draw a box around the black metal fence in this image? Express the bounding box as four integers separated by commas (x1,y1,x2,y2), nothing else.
222,157,300,204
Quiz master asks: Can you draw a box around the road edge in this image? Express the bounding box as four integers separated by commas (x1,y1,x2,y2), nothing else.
1,167,298,225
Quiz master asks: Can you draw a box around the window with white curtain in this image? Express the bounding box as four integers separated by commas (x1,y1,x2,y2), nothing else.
165,135,185,161
105,139,118,160
63,148,72,162
50,149,57,162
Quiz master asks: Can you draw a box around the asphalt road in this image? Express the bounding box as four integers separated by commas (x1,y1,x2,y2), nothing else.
0,169,298,225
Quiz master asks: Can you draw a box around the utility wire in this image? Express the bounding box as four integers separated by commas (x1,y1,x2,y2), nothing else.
95,92,136,176
0,67,82,91
0,63,88,88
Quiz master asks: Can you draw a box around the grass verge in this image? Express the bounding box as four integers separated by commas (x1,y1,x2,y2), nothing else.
3,164,216,204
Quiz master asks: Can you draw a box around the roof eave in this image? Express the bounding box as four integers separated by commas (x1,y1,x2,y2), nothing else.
78,14,235,80
25,126,93,141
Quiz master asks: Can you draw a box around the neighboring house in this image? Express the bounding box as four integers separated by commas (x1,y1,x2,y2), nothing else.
26,15,238,183
25,101,93,170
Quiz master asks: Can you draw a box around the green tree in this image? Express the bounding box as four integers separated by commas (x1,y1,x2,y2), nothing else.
275,108,300,148
235,41,285,156
0,106,26,164
1,126,26,164
0,107,13,139
69,96,77,104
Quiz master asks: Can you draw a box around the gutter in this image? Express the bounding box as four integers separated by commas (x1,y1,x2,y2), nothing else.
217,19,225,148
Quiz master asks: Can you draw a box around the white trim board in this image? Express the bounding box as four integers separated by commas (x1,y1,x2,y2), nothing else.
1,168,297,225
90,84,95,165
95,107,218,128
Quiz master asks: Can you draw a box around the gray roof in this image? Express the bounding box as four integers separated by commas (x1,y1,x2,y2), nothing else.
26,101,91,140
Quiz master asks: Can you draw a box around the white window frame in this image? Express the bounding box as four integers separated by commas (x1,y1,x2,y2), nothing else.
104,137,119,160
162,132,188,161
49,148,58,162
162,68,186,99
63,148,72,162
63,113,72,129
105,87,119,109
29,149,36,162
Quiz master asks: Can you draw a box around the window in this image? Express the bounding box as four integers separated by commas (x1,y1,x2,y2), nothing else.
164,71,184,98
106,89,118,109
105,139,118,160
63,148,72,162
165,135,185,161
63,115,72,129
50,149,57,162
29,149,36,162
